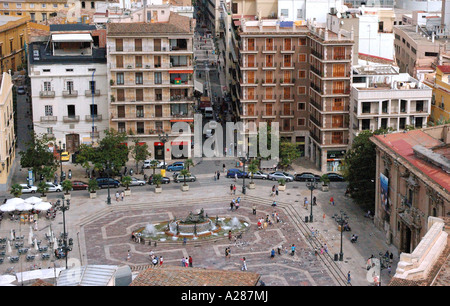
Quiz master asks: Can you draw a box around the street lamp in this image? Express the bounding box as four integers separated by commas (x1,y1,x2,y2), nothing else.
158,133,169,170
239,152,249,195
306,178,318,223
58,141,65,183
335,210,349,261
104,162,113,205
55,198,72,269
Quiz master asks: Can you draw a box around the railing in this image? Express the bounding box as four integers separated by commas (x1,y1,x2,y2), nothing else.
62,90,78,97
46,133,55,139
39,91,55,98
85,115,103,121
309,114,321,127
311,49,324,60
85,90,100,97
40,116,57,122
91,131,100,138
63,116,80,123
280,110,295,117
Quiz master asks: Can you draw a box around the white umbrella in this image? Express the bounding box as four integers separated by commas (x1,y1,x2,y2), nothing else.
53,237,58,250
0,202,17,212
34,238,39,251
10,230,14,241
15,202,33,211
25,196,42,204
28,226,33,245
5,198,25,205
33,202,52,211
6,240,11,254
34,220,38,231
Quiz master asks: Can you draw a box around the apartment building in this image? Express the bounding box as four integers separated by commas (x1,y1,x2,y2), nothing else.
0,71,16,191
350,64,432,144
427,65,450,123
106,10,195,161
28,25,108,151
0,15,30,74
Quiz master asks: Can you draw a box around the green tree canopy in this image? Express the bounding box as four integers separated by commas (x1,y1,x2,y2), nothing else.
279,141,301,170
130,139,151,171
19,133,58,179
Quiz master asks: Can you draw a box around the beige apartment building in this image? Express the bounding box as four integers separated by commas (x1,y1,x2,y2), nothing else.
234,18,354,172
0,71,16,191
106,10,195,161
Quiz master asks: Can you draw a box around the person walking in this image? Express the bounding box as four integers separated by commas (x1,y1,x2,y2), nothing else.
159,256,163,266
275,186,279,196
126,250,131,261
228,230,232,240
330,196,335,206
233,184,236,195
120,191,124,201
230,184,233,195
241,257,247,271
115,191,120,202
291,244,296,256
347,271,351,284
217,171,220,180
185,257,189,268
181,257,186,267
189,256,193,267
252,205,257,215
223,164,226,173
271,249,275,259
214,171,217,181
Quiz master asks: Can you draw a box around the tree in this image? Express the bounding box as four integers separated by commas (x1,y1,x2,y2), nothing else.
180,169,190,186
122,176,132,190
19,132,58,180
10,184,22,198
320,174,330,186
150,160,159,175
342,130,378,211
62,180,73,195
184,158,194,171
130,139,151,172
37,181,49,197
88,179,99,193
152,174,163,188
248,159,259,183
279,141,301,170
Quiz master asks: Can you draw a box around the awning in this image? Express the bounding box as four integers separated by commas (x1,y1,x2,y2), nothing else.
194,79,203,93
52,33,93,43
170,119,194,122
171,141,188,146
169,70,194,74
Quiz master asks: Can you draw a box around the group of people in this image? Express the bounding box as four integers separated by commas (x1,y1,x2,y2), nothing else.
115,191,125,202
229,197,241,211
229,184,237,195
181,256,194,268
256,212,281,230
214,171,221,181
148,251,163,266
270,185,279,197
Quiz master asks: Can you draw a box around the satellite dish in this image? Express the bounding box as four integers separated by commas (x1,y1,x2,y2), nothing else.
337,12,342,19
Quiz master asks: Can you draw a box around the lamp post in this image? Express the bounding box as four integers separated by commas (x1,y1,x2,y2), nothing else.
239,153,249,194
58,141,65,183
335,210,348,261
55,198,72,269
105,162,112,205
306,178,318,222
158,133,169,170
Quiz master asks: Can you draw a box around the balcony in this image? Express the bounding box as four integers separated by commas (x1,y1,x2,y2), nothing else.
261,111,276,119
45,133,55,139
39,91,55,98
280,110,295,118
40,116,57,123
85,114,103,121
85,89,100,97
309,114,322,127
63,115,80,123
91,131,100,138
62,90,78,98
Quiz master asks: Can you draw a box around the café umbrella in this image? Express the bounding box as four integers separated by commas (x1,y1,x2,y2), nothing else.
0,202,18,212
6,240,11,254
15,202,33,211
33,202,52,211
34,238,39,251
5,198,25,205
25,196,42,204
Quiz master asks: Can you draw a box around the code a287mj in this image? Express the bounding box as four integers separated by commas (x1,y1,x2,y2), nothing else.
224,290,268,303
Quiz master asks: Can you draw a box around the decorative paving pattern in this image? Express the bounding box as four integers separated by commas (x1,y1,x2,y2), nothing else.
79,197,340,286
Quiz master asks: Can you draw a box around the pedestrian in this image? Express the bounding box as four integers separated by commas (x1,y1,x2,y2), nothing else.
235,201,239,210
121,191,124,201
313,196,316,205
330,196,335,206
233,184,236,195
271,249,275,259
389,252,394,263
223,163,226,173
272,201,277,207
228,230,232,240
127,250,131,261
252,205,256,215
182,257,186,267
217,171,220,180
185,257,189,268
230,184,233,195
183,237,187,245
291,244,296,256
347,271,351,284
152,256,158,266
189,256,193,267
241,257,247,271
388,265,392,276
214,171,217,181
277,246,281,255
234,173,238,182
323,243,328,254
275,186,279,196
115,191,120,202
160,256,163,266
257,219,262,230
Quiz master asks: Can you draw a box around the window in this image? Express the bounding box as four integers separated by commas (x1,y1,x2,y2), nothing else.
266,38,274,51
298,70,306,78
298,54,306,62
154,39,161,51
90,104,98,116
155,105,163,117
91,2,95,9
154,72,162,84
30,13,35,21
297,9,303,19
284,38,292,51
116,39,123,52
265,55,274,67
297,118,306,126
247,38,255,51
155,89,162,101
16,3,21,8
66,81,74,93
117,89,125,102
154,56,161,68
81,2,85,9
332,115,344,128
45,105,53,116
298,86,306,95
46,127,53,135
425,52,438,57
298,38,307,46
44,81,52,91
247,54,255,67
332,98,344,111
283,87,291,99
247,88,255,100
332,64,346,77
3,3,8,8
298,102,306,111
265,71,274,83
232,3,238,14
331,132,343,144
135,56,142,68
43,69,50,73
136,106,144,118
66,68,73,72
53,3,58,8
136,89,143,101
116,73,124,85
67,105,76,117
265,87,273,100
117,106,125,118
118,122,126,133
135,72,143,85
42,13,47,21
281,9,289,17
265,103,273,116
135,39,142,52
283,55,292,67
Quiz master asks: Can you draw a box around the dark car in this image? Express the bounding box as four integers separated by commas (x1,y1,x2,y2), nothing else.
96,178,120,188
294,172,321,182
16,86,26,95
226,168,248,178
326,173,345,182
148,175,170,185
72,181,88,190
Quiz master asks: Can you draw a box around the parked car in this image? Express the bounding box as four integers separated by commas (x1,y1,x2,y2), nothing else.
71,181,88,190
16,86,26,95
60,152,70,162
326,173,345,182
45,182,62,192
250,171,268,180
226,168,248,178
143,160,166,169
128,177,146,186
268,172,294,182
19,184,37,193
174,173,197,183
147,175,170,185
294,172,321,182
166,162,185,172
96,178,120,188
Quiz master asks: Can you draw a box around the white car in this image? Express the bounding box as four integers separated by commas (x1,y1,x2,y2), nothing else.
45,182,62,192
143,160,166,169
19,184,37,193
128,177,146,186
268,171,294,182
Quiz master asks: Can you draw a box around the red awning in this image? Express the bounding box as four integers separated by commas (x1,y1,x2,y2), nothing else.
169,70,194,74
171,141,188,146
154,142,164,146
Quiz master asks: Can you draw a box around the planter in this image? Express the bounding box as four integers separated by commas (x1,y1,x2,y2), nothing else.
40,196,47,201
278,185,286,191
181,185,189,192
64,193,71,200
89,192,97,199
321,184,329,192
124,189,131,196
248,182,256,189
155,186,162,193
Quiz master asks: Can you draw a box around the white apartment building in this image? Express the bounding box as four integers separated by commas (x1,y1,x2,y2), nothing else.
350,64,432,143
28,28,108,152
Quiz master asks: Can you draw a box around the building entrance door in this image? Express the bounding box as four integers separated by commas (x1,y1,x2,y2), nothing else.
66,134,80,153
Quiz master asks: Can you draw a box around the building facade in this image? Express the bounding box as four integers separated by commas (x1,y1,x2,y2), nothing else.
106,10,195,161
0,71,16,191
0,15,30,74
370,125,450,253
428,65,450,123
29,26,109,151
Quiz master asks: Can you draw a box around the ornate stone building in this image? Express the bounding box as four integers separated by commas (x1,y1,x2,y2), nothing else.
370,125,450,253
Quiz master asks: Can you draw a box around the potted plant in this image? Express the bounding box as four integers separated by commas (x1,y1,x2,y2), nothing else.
153,174,163,193
320,174,330,192
179,169,190,191
88,179,99,199
278,179,286,191
62,180,73,200
247,159,259,189
150,160,159,176
10,183,23,198
185,158,194,171
122,175,132,196
37,181,49,201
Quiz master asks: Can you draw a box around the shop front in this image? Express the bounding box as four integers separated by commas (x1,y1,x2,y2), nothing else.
326,150,346,172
